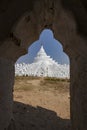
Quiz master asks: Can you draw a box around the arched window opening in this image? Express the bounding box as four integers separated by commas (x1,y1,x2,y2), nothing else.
16,29,70,78
14,29,70,130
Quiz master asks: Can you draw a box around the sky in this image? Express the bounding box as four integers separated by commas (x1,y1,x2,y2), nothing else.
16,29,70,65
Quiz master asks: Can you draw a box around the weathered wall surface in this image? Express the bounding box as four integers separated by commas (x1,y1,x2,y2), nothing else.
0,0,87,130
70,55,87,130
0,58,14,129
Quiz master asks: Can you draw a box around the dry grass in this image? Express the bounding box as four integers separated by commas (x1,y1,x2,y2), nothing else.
14,76,70,93
15,76,41,80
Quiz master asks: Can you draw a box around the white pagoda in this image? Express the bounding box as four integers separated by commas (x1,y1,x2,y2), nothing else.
15,46,70,78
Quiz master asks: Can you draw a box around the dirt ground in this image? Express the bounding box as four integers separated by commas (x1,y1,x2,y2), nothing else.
13,77,71,130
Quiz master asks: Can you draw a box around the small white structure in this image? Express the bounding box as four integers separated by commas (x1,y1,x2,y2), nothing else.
15,46,70,78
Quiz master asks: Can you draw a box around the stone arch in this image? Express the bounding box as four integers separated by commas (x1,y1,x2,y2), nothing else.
0,0,86,60
0,0,87,130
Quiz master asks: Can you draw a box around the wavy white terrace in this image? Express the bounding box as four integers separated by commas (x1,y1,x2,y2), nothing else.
15,46,70,78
